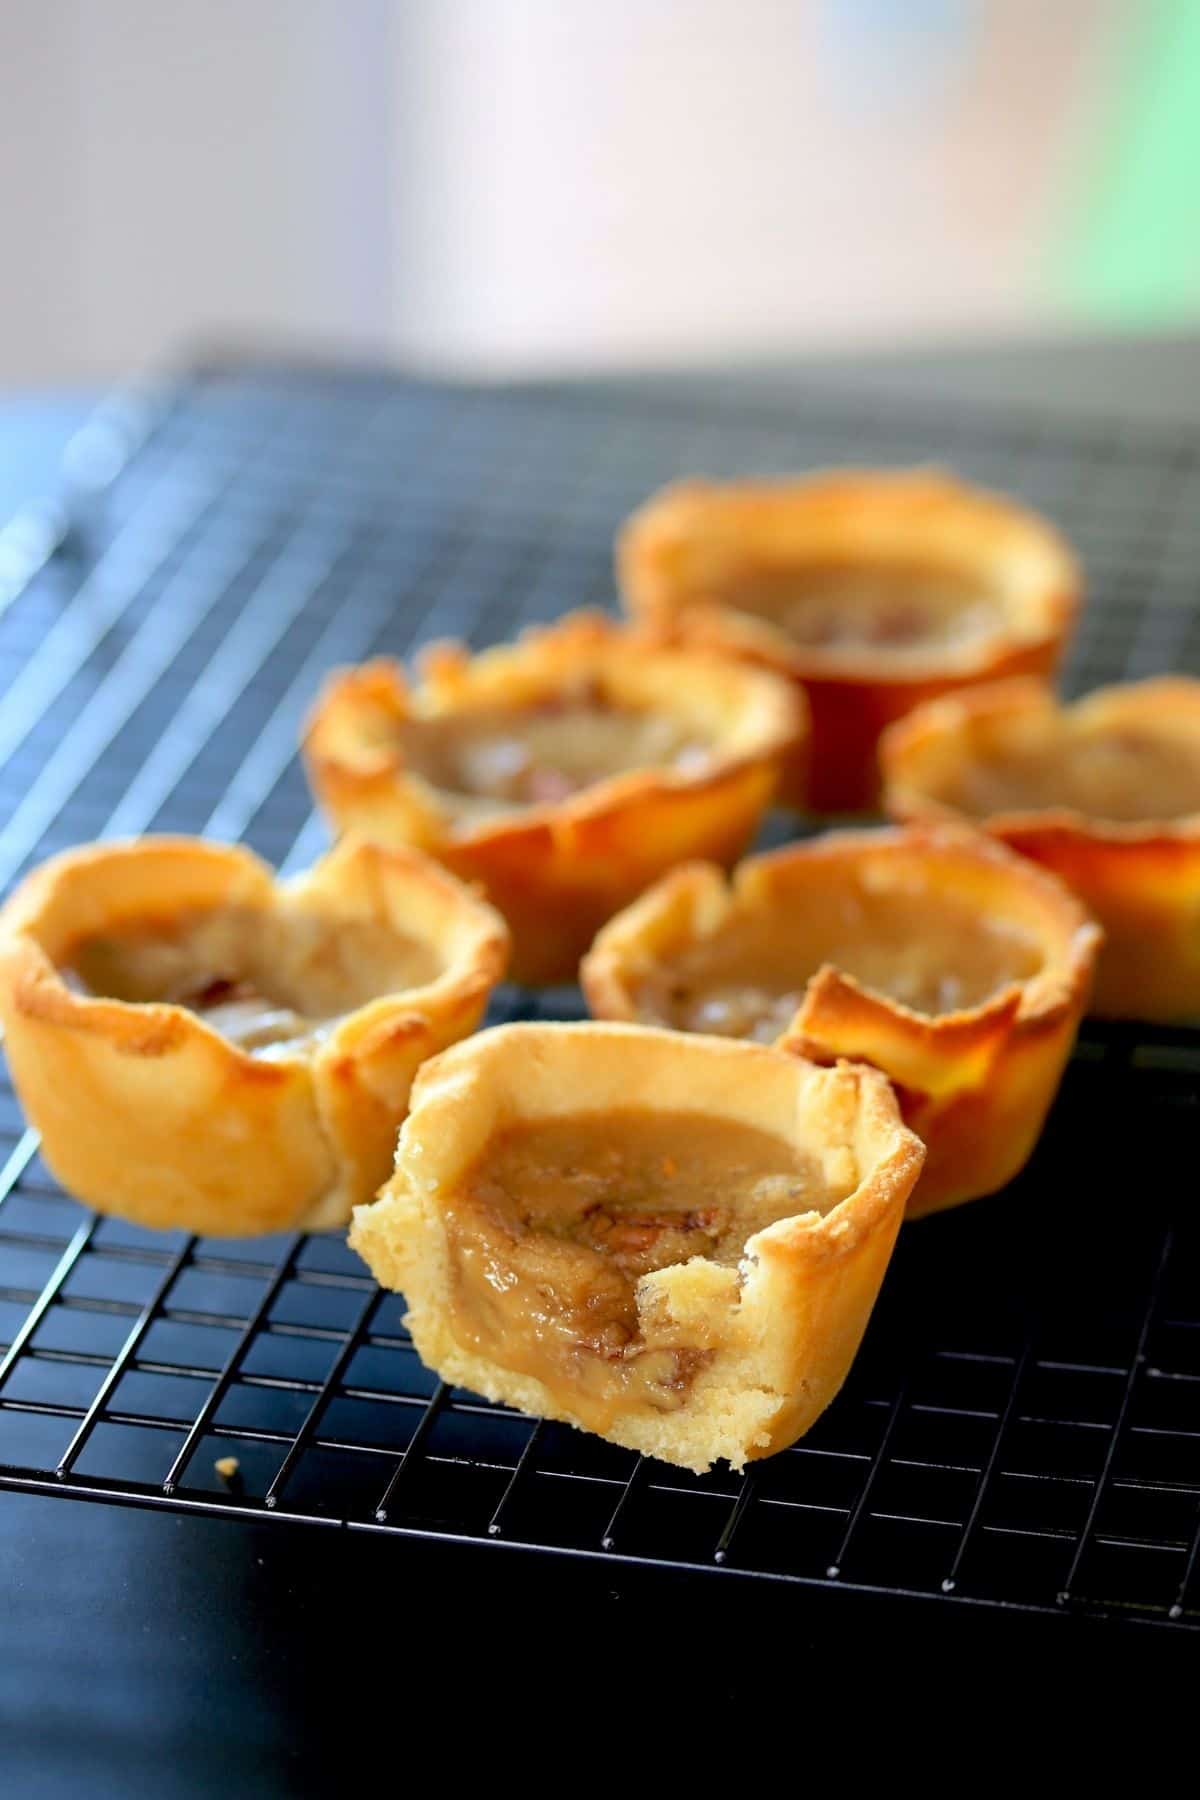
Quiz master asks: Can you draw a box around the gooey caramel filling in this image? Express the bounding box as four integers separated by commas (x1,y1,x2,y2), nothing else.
400,696,713,821
64,905,440,1057
945,725,1200,825
724,564,1005,659
634,887,1044,1043
445,1109,836,1431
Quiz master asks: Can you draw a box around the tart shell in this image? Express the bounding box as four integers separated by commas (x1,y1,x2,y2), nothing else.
302,611,805,984
0,835,509,1236
881,677,1200,1020
618,470,1079,813
582,827,1101,1217
350,1022,923,1473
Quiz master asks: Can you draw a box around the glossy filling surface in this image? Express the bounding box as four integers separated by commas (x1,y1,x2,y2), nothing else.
722,565,1005,659
943,724,1200,825
634,885,1044,1042
65,905,440,1056
401,695,713,819
444,1109,836,1428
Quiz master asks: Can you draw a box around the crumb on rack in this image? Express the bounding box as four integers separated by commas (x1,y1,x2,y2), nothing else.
214,1456,241,1484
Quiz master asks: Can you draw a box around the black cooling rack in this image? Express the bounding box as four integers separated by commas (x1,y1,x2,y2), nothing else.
1,362,1199,1633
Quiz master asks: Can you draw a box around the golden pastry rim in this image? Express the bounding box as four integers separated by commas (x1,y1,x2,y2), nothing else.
0,834,508,1059
582,826,1100,1215
583,823,1100,1044
881,675,1200,846
360,1018,923,1257
617,468,1080,684
302,609,805,851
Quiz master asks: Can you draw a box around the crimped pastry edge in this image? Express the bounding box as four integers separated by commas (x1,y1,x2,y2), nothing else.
582,825,1100,1215
0,834,510,1234
302,610,806,982
881,676,1200,1018
617,469,1079,810
350,1020,923,1472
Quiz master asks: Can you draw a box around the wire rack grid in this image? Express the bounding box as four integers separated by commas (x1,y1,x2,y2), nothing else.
1,363,1199,1629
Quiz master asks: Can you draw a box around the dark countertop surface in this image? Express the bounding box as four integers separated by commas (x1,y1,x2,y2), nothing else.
2,1483,1174,1790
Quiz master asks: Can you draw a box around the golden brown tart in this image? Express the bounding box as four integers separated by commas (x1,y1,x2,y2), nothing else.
301,611,804,984
882,676,1200,1020
582,827,1100,1217
0,835,509,1235
350,1021,923,1472
618,469,1079,813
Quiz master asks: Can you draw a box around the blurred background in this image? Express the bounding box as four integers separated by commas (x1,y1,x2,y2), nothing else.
3,0,1200,387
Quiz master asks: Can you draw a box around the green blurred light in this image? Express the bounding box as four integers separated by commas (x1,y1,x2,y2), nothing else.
1062,0,1200,324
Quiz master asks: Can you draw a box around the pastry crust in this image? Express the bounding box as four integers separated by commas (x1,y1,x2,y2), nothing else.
881,676,1200,1020
582,827,1100,1216
350,1022,923,1473
0,835,509,1235
618,470,1079,812
302,611,805,983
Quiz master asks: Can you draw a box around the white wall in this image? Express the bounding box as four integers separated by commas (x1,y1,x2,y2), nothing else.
392,0,1130,374
0,0,394,384
0,0,1136,386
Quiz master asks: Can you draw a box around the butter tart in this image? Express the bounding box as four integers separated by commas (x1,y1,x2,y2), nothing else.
882,676,1200,1019
618,469,1079,813
301,611,804,984
350,1022,923,1472
0,835,509,1235
582,827,1100,1216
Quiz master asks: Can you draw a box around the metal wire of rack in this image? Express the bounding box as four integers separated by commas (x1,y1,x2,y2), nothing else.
1,363,1199,1629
